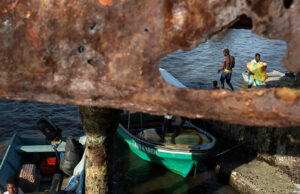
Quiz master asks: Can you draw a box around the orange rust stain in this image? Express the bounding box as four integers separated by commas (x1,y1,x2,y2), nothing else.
272,106,278,113
67,2,73,7
245,113,256,118
26,11,31,19
98,0,113,6
264,112,278,118
275,88,300,106
246,99,251,106
26,23,41,49
256,90,265,96
115,53,122,58
211,90,227,96
8,0,19,11
0,89,7,95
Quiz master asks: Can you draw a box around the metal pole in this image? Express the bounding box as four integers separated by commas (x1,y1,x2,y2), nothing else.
79,106,121,194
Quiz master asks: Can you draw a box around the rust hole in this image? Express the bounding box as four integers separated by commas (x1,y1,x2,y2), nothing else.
159,16,288,91
87,59,93,64
284,0,293,9
90,23,96,30
78,45,85,53
231,14,252,29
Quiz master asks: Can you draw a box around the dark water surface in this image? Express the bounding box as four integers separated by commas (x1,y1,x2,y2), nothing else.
0,29,287,193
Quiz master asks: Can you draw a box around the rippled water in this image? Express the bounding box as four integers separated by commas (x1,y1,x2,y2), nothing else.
0,29,287,193
0,100,83,141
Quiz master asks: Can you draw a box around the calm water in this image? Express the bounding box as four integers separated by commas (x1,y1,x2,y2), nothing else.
0,29,287,193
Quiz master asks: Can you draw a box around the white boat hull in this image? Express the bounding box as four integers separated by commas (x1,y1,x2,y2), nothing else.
242,70,285,87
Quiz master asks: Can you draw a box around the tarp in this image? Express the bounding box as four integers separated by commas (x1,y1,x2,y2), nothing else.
246,62,268,83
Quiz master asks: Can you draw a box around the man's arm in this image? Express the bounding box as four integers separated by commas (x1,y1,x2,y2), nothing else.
218,59,225,73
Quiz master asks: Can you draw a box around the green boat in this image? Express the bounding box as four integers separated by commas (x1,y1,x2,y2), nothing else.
117,68,216,177
117,113,216,178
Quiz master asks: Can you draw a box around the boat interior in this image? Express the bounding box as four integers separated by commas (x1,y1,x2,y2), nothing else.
119,112,214,147
0,135,86,194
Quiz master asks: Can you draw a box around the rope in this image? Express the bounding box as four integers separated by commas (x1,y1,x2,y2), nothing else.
140,113,143,129
199,119,247,158
194,161,198,177
127,112,131,130
214,141,247,158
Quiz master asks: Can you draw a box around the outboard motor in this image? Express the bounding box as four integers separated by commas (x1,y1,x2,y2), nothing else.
37,117,62,175
36,117,62,143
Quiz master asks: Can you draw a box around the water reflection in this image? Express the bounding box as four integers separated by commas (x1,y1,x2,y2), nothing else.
112,135,237,194
159,29,287,90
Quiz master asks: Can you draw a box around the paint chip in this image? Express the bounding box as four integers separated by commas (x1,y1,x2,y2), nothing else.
98,0,113,6
26,12,31,19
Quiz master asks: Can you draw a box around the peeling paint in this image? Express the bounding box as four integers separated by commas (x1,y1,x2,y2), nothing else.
171,3,187,31
98,0,113,6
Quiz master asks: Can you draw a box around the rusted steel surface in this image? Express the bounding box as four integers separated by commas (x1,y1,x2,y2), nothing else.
0,0,300,127
79,107,120,193
85,144,109,193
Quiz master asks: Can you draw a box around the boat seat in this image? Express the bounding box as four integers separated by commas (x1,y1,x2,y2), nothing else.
15,145,66,152
164,130,211,148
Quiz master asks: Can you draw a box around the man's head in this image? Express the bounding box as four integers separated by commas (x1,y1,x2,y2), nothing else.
255,53,261,62
6,176,19,194
223,49,230,56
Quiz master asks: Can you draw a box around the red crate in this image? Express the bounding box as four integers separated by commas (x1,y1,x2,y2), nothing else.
46,157,56,165
41,157,56,174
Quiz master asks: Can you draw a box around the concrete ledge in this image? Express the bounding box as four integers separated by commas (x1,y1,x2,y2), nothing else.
228,159,298,194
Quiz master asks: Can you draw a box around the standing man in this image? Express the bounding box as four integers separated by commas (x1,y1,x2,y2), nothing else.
247,53,267,88
248,53,261,88
217,48,235,91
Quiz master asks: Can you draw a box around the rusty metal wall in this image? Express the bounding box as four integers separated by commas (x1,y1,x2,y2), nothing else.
0,0,299,127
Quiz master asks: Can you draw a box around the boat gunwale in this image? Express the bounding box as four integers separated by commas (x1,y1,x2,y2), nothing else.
0,133,19,191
